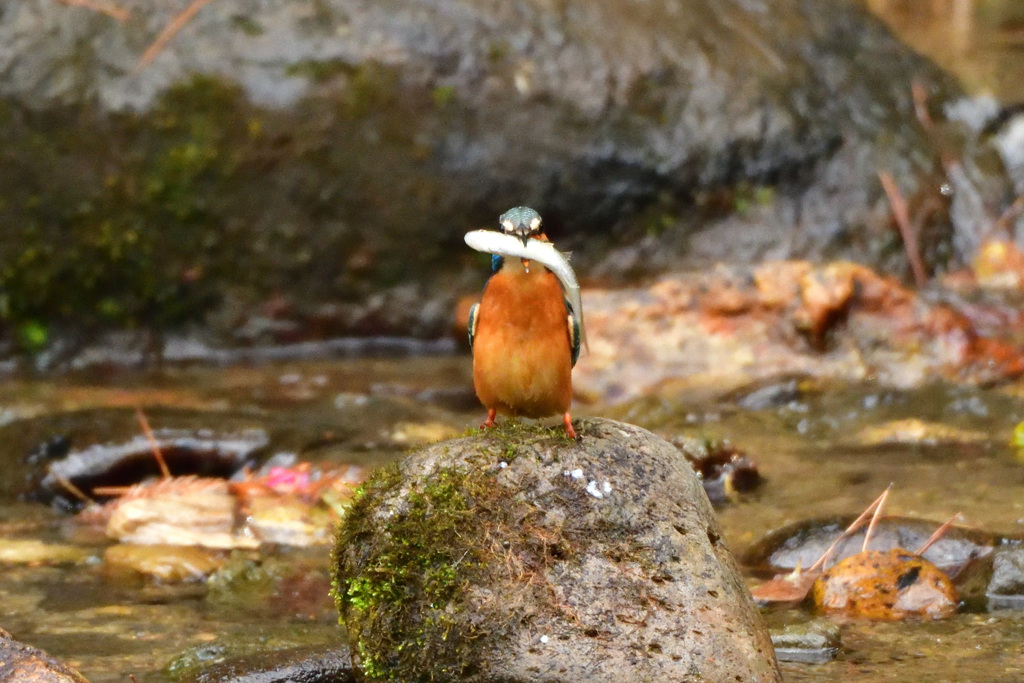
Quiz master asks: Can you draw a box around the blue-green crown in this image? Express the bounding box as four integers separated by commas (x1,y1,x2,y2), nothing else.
499,206,543,244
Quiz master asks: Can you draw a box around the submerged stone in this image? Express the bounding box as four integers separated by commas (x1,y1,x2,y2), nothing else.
173,644,354,683
770,619,841,664
0,627,90,682
743,515,997,580
986,547,1024,611
333,417,780,682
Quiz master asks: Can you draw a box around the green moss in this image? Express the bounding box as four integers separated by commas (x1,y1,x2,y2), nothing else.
333,464,491,681
733,182,775,215
0,76,249,351
333,427,580,682
285,59,353,82
431,85,457,109
231,15,266,36
344,63,400,118
486,41,508,63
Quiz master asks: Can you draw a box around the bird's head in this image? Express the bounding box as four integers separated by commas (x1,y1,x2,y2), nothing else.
499,206,544,246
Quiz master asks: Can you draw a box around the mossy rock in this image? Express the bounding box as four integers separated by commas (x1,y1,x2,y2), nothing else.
333,418,780,682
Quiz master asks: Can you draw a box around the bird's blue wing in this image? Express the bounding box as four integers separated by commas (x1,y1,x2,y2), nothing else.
566,299,580,367
468,302,480,349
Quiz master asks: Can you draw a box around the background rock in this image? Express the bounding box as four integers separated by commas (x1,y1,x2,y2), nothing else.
573,261,1024,402
334,418,780,682
0,0,985,353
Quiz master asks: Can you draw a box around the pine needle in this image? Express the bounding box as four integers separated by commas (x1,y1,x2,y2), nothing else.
135,406,171,480
54,0,130,22
915,512,962,557
135,0,219,72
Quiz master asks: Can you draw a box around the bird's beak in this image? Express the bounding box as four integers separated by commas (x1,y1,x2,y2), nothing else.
519,234,530,247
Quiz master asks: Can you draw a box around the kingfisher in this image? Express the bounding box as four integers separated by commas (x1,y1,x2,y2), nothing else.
467,207,582,440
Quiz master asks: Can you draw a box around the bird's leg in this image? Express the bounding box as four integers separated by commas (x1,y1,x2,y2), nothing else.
562,413,578,440
481,408,497,430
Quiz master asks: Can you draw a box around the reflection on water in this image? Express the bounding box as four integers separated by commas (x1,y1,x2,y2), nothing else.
867,0,1024,102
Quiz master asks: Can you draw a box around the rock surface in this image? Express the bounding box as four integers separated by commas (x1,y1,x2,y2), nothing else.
178,645,354,683
574,261,1024,402
0,627,90,683
986,547,1024,610
334,418,780,682
769,619,841,664
0,0,981,353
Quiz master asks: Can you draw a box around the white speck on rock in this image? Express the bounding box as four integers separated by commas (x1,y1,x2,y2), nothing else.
499,461,508,469
586,480,603,499
602,481,612,494
571,468,584,480
540,635,549,644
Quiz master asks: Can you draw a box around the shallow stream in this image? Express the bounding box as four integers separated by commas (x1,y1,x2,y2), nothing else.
2,356,1024,681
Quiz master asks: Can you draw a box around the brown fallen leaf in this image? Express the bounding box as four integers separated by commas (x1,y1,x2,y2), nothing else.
750,564,820,605
812,548,958,620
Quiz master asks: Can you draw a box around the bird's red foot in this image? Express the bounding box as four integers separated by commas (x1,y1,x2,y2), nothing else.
481,409,497,430
563,412,579,441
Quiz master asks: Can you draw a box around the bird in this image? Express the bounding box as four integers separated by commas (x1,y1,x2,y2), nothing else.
467,207,581,440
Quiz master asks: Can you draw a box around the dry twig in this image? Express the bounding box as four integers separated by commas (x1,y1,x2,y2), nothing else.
55,0,130,22
861,486,890,552
911,79,934,131
879,170,928,287
55,473,95,505
991,194,1024,239
135,406,171,479
136,0,219,72
915,512,962,556
810,485,891,573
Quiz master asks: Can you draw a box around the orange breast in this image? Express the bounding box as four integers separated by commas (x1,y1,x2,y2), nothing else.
472,266,572,418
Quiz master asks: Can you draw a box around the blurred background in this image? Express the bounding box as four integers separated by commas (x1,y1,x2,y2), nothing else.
4,0,1024,681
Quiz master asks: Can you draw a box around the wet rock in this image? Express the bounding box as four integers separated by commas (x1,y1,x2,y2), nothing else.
38,427,269,504
103,544,226,583
575,261,1024,402
334,418,780,682
671,435,762,506
986,547,1024,610
732,378,807,411
855,418,989,446
206,551,336,622
812,549,958,620
0,0,974,351
0,539,94,566
770,619,841,664
0,626,90,682
174,644,353,683
742,516,996,579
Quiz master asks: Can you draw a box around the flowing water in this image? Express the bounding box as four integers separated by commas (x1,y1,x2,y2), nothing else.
3,355,1024,681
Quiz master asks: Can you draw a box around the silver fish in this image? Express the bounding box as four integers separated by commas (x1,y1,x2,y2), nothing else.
464,229,587,352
